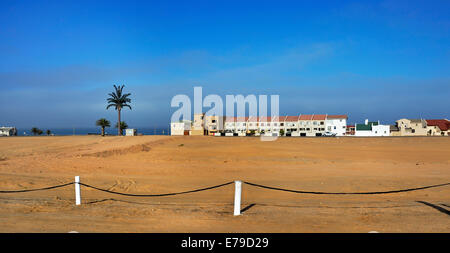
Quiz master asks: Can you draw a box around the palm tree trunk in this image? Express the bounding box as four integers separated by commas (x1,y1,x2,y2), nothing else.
118,108,121,136
101,127,105,136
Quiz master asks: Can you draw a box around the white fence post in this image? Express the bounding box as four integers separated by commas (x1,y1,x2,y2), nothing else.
234,180,242,216
75,176,81,206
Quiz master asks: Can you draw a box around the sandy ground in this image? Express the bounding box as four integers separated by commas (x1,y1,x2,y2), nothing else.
0,135,449,233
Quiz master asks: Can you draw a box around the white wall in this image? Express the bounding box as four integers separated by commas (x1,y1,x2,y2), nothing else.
372,125,390,136
325,118,347,136
171,122,191,135
236,122,247,133
355,124,390,136
224,122,235,132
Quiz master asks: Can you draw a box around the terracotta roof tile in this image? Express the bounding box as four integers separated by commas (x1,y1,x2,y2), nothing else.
248,116,259,122
236,117,249,122
312,114,327,120
299,115,313,120
426,119,450,131
327,115,348,119
259,116,282,122
285,115,300,122
259,116,271,122
225,117,236,122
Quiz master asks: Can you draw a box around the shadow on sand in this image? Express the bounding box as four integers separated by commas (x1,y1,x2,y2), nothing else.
416,201,450,216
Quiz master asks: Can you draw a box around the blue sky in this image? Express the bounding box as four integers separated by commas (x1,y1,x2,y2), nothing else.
0,0,449,128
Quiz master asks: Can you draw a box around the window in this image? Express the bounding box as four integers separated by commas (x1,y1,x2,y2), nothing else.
334,126,336,129
320,121,324,125
212,120,216,123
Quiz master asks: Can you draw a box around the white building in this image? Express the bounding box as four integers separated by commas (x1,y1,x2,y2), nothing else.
236,117,248,136
224,117,236,135
259,116,281,136
258,116,271,136
0,127,17,136
325,115,348,136
283,115,300,136
247,116,259,135
125,129,137,136
170,121,191,136
355,119,390,137
298,114,327,136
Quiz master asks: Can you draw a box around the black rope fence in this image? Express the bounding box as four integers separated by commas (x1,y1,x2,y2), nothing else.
243,181,450,195
78,181,234,197
0,182,74,193
0,180,449,196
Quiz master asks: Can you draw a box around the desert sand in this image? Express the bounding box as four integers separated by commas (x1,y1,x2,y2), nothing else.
0,135,449,232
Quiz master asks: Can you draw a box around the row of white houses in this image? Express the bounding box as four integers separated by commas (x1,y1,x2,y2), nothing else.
171,114,449,137
171,114,350,136
222,114,348,136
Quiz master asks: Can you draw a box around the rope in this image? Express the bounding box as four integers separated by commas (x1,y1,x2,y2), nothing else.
243,181,450,195
0,182,74,193
2,180,448,196
78,181,234,197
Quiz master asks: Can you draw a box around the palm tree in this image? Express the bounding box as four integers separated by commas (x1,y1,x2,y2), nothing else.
31,127,39,136
106,85,131,136
96,118,111,136
46,130,51,136
115,121,128,135
37,129,43,135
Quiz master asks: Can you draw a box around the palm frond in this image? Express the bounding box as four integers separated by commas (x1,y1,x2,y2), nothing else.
106,104,117,110
106,85,132,111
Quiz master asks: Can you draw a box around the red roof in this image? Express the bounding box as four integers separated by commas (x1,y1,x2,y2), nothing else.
312,114,327,120
284,115,300,122
259,116,272,122
248,116,259,122
328,115,348,119
225,117,236,122
299,114,313,120
227,116,284,122
236,117,249,122
426,119,450,131
299,114,327,120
